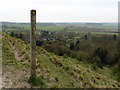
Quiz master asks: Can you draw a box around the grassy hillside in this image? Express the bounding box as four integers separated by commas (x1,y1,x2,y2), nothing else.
2,34,120,88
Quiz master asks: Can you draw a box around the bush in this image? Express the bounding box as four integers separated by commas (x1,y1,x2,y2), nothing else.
19,33,23,39
105,54,115,65
113,34,117,41
92,56,101,63
28,76,45,87
112,64,120,81
43,44,54,52
69,43,75,50
63,54,68,58
70,51,78,58
77,51,90,62
53,45,68,56
36,41,44,46
94,47,108,65
10,32,14,37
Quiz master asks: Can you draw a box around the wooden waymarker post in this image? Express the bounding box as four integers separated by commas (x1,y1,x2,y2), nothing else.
30,10,36,80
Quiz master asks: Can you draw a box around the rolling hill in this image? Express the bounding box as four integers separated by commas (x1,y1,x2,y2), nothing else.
2,34,120,88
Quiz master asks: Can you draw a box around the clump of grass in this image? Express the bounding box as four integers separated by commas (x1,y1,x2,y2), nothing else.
51,85,58,88
28,76,45,87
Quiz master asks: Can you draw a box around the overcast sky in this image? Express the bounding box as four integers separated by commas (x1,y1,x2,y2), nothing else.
0,0,119,22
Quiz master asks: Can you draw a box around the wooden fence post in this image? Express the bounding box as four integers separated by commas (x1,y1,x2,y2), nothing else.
118,2,120,82
30,10,36,80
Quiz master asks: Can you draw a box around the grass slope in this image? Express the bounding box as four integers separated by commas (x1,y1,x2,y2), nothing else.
2,34,120,88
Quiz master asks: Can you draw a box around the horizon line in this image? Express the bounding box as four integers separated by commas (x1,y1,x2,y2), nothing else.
1,21,118,23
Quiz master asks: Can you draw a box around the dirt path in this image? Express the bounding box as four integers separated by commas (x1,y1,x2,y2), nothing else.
0,43,2,88
13,46,22,61
2,41,31,88
9,42,23,61
2,66,31,88
0,63,2,89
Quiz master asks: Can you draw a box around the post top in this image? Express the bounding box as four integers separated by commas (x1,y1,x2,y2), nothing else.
31,9,36,11
31,10,36,14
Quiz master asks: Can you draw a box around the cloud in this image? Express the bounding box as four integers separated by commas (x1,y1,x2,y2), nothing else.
0,0,119,22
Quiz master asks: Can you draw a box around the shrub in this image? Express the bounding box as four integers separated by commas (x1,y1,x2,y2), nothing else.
69,43,75,50
63,54,68,58
94,47,108,65
70,51,78,58
10,32,14,37
19,33,23,39
77,51,90,62
112,64,120,81
15,34,19,38
36,40,44,46
92,56,101,63
113,34,117,41
28,76,45,87
84,35,88,40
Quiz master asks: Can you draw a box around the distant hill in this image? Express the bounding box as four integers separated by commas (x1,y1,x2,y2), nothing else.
1,22,56,26
86,23,103,26
1,22,118,32
1,21,117,26
37,23,56,26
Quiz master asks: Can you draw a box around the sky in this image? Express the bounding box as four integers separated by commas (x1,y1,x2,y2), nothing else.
0,0,119,22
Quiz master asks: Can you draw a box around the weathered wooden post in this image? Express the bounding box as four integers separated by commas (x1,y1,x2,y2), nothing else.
118,2,120,82
30,10,36,80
